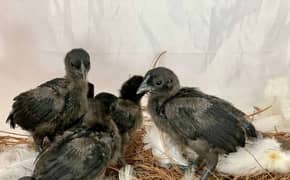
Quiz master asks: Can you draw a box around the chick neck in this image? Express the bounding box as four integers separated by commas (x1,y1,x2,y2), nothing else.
65,70,85,82
148,84,180,114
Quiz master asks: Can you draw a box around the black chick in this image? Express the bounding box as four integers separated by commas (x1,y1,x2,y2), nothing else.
6,48,91,149
94,92,118,115
20,98,121,180
111,75,144,135
137,67,257,180
95,75,145,165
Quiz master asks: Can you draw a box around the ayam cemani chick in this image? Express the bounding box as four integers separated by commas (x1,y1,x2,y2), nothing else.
137,67,257,180
6,49,91,150
19,95,121,180
94,75,145,164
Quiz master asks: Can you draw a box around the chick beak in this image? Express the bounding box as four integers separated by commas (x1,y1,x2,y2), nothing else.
137,75,152,95
81,63,87,80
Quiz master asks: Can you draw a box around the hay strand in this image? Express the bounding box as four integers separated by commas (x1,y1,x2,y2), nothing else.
151,51,167,68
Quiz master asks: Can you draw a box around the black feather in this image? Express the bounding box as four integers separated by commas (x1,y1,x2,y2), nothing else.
163,88,247,153
6,77,88,148
110,101,136,133
94,92,118,115
87,82,94,99
6,112,15,128
120,75,144,103
241,121,257,137
33,125,119,180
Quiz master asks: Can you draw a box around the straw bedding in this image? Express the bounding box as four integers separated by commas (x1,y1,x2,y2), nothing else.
1,128,289,179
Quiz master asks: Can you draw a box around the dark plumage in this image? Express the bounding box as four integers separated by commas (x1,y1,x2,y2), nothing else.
6,49,91,149
87,82,95,99
111,75,144,134
94,92,118,115
95,75,145,164
137,67,257,180
119,75,145,103
22,99,121,180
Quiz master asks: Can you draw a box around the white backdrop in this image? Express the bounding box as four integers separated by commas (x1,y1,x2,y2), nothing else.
1,0,290,132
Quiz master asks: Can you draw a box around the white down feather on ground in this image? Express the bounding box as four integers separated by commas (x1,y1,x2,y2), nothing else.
217,138,290,175
118,165,134,180
0,144,36,180
143,122,190,167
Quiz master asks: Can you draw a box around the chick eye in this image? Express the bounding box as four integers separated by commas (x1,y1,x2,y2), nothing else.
155,80,163,86
84,60,90,69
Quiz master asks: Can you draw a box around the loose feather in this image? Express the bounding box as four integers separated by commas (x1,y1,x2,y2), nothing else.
119,165,134,180
144,123,190,167
0,145,36,180
217,138,290,175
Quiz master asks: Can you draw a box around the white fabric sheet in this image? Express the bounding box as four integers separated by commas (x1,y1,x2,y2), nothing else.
0,0,290,132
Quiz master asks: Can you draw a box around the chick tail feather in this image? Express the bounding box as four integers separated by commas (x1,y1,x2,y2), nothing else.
242,121,257,138
6,112,16,129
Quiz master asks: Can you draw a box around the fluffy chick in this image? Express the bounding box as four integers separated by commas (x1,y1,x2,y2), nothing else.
19,97,121,180
137,67,257,180
6,49,91,150
95,75,145,165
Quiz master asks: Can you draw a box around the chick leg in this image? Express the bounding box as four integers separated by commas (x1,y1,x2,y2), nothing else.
200,151,218,180
184,139,208,171
119,133,129,166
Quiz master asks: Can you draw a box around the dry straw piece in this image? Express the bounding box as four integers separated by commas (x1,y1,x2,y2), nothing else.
151,51,167,68
0,131,33,152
